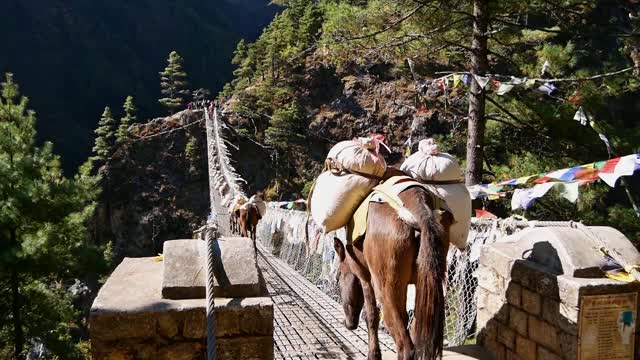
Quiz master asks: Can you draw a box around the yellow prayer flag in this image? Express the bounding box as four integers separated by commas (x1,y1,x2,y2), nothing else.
453,74,462,88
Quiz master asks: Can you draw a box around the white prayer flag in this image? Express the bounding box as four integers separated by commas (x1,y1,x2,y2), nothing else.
497,83,514,95
573,106,589,126
473,75,490,89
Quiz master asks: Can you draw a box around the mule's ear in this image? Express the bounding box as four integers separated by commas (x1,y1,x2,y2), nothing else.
333,237,345,261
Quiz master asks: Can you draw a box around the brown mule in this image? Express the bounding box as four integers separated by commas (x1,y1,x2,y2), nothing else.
230,208,241,234
239,204,262,240
334,186,453,360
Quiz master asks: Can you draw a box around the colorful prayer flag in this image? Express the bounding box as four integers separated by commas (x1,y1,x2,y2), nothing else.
475,209,497,218
453,74,462,88
473,75,490,89
599,154,638,187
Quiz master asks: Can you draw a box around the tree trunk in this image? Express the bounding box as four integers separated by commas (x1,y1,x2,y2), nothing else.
465,0,489,186
10,228,24,360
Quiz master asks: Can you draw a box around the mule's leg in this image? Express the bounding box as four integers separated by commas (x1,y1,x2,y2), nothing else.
361,280,382,360
383,282,414,360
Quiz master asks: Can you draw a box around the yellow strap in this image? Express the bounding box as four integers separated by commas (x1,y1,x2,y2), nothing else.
605,271,637,283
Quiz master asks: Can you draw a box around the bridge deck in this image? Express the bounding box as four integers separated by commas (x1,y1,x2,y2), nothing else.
257,246,396,359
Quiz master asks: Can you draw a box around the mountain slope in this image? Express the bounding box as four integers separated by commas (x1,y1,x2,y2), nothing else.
0,0,278,171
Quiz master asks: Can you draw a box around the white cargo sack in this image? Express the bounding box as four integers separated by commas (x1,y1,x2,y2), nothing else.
310,171,378,233
401,139,470,249
400,139,462,182
431,184,471,250
326,137,387,178
248,195,267,217
310,136,389,232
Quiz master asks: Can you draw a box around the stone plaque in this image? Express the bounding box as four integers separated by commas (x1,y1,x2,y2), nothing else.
578,292,637,360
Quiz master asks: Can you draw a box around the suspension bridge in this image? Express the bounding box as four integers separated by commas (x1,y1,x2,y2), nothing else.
202,107,495,359
89,106,640,360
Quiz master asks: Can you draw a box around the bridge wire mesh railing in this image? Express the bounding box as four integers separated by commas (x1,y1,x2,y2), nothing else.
256,208,574,346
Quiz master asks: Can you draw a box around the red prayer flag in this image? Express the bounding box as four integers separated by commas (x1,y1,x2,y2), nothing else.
600,157,621,174
475,209,497,219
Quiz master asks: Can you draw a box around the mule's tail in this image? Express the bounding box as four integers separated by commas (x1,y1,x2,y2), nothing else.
414,201,447,360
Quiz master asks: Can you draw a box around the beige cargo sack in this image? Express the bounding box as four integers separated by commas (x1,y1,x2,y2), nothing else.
400,138,462,182
401,138,471,249
310,136,388,233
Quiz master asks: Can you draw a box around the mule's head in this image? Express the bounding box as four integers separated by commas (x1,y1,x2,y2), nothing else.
333,238,364,330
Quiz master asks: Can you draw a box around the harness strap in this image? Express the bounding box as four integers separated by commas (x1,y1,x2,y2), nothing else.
420,179,464,185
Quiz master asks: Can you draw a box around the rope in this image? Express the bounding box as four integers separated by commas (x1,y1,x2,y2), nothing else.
205,222,220,360
204,106,220,360
571,222,640,282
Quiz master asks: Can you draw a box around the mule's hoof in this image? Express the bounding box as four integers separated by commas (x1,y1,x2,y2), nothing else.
368,349,381,360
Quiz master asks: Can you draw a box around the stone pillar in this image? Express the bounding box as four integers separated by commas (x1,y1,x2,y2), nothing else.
476,227,640,360
90,237,273,360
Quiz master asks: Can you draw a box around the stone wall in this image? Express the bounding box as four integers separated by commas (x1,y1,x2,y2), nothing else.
476,243,640,360
90,258,274,360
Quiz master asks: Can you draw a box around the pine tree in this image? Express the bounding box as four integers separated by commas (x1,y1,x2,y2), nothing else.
92,106,116,161
116,96,136,145
0,73,104,359
159,51,189,114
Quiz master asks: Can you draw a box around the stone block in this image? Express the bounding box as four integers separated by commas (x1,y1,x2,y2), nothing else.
505,349,519,360
528,316,560,353
478,267,506,295
217,336,274,360
158,342,204,360
521,288,541,316
478,289,509,324
509,307,528,337
559,332,577,360
158,313,180,339
497,323,516,349
477,311,499,344
511,261,559,299
161,240,206,299
557,303,579,335
506,283,522,308
484,338,506,360
182,298,274,338
537,346,561,360
135,344,158,359
90,313,157,341
480,244,515,275
183,309,206,339
541,298,559,326
557,275,640,307
162,238,266,299
515,335,536,360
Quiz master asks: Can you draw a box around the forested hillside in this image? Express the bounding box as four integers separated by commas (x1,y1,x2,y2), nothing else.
0,0,278,171
221,0,640,241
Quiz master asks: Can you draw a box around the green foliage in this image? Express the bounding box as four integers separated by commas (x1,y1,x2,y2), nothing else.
265,102,306,149
92,106,116,162
116,96,136,145
185,134,199,165
159,51,190,114
0,73,104,358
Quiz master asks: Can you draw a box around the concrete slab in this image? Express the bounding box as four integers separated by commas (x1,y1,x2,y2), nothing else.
491,226,640,277
162,237,265,299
